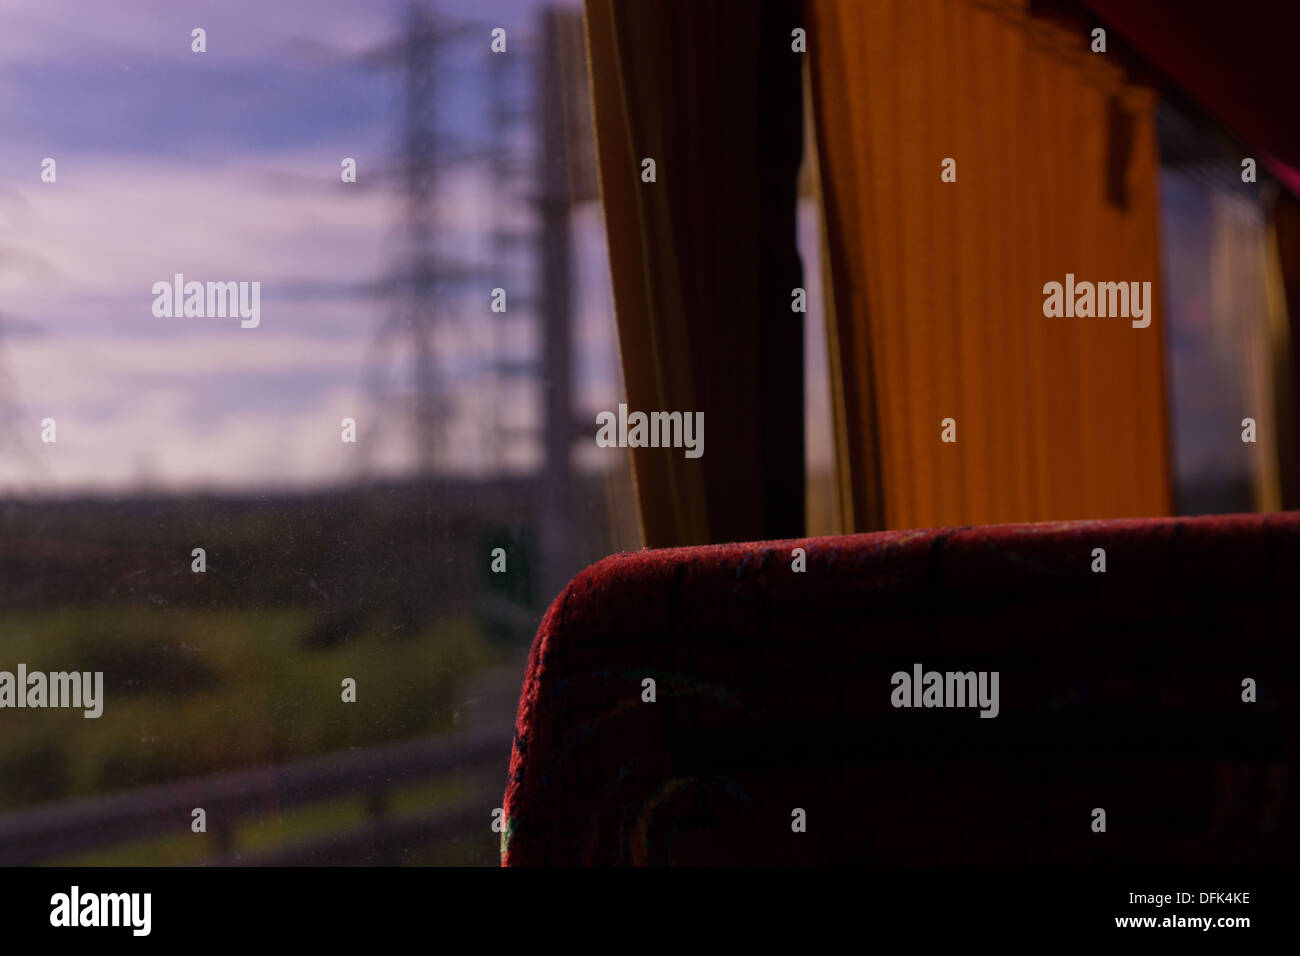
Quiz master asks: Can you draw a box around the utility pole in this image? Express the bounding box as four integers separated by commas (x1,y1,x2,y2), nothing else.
534,5,598,601
365,0,480,476
399,1,443,476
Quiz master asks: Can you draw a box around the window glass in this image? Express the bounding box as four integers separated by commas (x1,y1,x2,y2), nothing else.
0,0,636,866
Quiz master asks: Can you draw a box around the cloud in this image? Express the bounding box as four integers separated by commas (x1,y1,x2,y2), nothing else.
0,0,619,493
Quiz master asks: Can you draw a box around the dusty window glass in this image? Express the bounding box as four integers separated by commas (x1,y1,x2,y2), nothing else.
0,0,637,865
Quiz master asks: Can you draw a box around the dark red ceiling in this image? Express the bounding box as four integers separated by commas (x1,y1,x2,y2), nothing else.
1079,0,1299,173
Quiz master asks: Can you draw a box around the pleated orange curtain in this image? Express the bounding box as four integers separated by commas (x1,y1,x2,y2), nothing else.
583,0,805,548
808,0,1174,530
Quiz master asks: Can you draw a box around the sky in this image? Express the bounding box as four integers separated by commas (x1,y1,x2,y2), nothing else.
0,0,621,494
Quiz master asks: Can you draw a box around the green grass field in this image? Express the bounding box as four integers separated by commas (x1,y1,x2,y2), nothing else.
0,606,505,832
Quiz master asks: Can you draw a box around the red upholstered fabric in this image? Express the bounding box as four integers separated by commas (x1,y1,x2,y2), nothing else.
501,513,1300,865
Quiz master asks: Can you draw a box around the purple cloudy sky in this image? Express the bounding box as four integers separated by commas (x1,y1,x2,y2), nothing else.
0,0,631,494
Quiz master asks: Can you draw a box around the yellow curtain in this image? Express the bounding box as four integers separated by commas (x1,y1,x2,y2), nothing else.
808,0,1174,530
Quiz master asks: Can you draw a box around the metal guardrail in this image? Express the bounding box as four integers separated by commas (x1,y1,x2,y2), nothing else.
0,722,515,866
